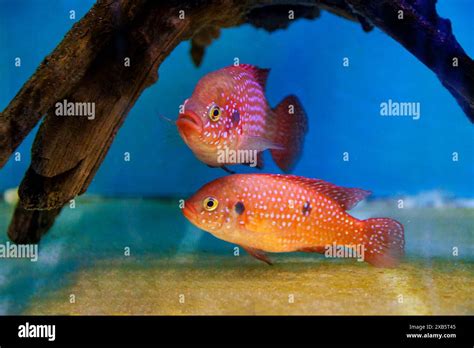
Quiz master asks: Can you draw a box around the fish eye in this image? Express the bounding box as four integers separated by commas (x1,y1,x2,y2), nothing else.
208,105,221,122
203,197,219,211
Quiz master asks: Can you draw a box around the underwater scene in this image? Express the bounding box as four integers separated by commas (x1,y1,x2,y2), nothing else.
0,0,473,316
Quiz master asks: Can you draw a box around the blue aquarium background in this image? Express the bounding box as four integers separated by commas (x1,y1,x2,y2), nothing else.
0,0,472,315
1,0,473,198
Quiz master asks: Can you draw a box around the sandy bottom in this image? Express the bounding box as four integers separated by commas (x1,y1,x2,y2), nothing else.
25,255,473,315
1,199,472,315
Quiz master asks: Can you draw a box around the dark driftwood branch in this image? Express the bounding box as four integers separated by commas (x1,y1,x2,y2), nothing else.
7,207,62,244
0,0,147,168
348,0,474,123
5,0,249,243
1,0,473,243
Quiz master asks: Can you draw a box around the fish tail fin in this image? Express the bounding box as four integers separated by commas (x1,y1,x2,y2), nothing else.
362,218,405,268
270,95,308,173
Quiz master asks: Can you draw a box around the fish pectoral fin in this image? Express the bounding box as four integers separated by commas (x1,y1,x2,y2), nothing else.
297,246,326,254
242,246,273,265
240,135,283,153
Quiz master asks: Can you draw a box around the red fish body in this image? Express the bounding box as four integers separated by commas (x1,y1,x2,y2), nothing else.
183,174,405,267
176,64,308,172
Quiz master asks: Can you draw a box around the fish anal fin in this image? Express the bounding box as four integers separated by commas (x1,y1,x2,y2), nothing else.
207,164,236,174
220,166,236,174
256,153,264,169
242,246,273,265
241,152,264,170
298,246,326,254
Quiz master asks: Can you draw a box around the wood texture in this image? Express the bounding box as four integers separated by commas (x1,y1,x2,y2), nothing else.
0,0,146,168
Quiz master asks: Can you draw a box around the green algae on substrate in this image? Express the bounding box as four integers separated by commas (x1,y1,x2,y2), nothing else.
24,255,473,315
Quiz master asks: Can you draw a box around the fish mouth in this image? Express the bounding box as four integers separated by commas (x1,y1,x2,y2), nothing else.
182,202,198,221
176,111,202,134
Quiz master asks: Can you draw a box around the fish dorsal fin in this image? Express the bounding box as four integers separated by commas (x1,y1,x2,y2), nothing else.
285,176,371,210
238,64,270,90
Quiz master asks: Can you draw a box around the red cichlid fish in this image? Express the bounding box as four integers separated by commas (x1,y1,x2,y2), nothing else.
176,64,308,172
183,174,405,267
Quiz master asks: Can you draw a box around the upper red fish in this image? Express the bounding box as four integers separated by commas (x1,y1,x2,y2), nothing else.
176,64,308,172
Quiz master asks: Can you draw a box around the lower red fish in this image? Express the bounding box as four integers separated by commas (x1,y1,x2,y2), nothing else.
183,174,405,267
